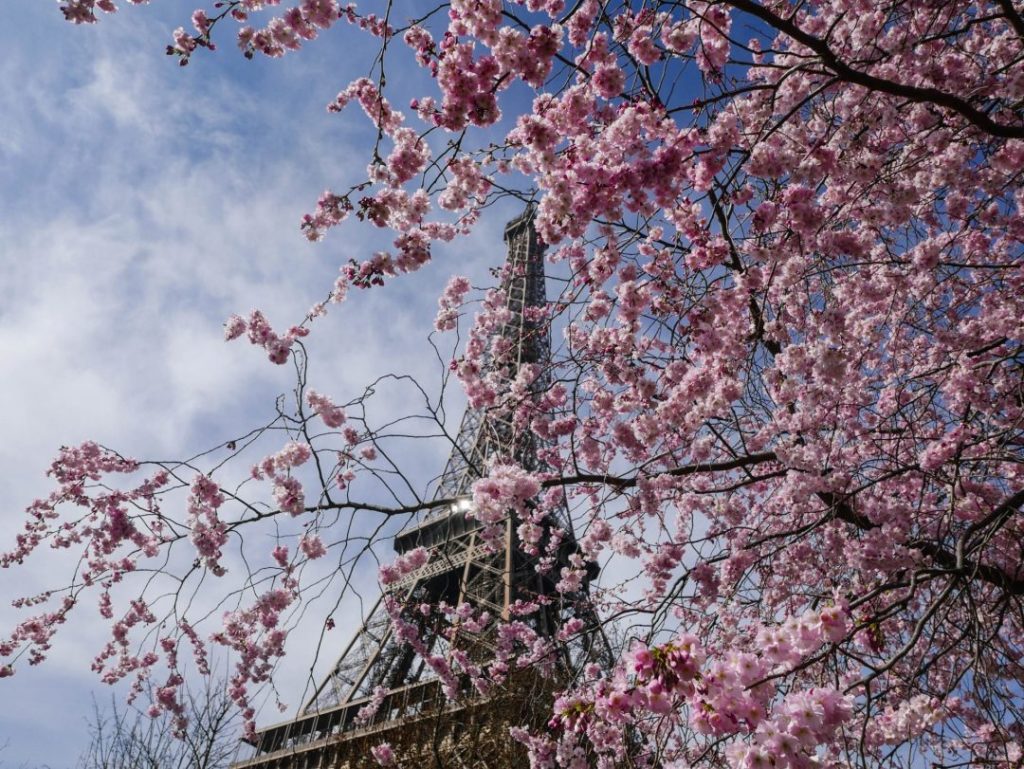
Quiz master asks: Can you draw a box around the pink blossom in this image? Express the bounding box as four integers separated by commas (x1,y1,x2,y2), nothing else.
299,535,326,560
435,274,472,331
306,389,347,428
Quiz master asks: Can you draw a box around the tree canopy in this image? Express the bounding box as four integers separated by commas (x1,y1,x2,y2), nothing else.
3,1,1024,767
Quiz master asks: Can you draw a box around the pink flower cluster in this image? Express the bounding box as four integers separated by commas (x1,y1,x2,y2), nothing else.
434,42,502,131
252,440,312,516
387,602,461,698
301,190,352,242
0,596,78,671
384,127,431,186
535,621,855,768
435,275,471,332
91,598,158,687
692,2,731,77
299,534,326,560
865,694,947,747
235,0,343,59
0,443,172,676
212,584,297,737
355,684,388,724
59,0,147,25
437,156,491,212
369,742,395,766
470,464,541,546
328,77,403,133
630,634,704,711
378,547,429,586
449,0,502,44
490,23,562,89
224,309,309,364
187,475,229,576
754,605,851,668
726,689,853,769
305,388,347,428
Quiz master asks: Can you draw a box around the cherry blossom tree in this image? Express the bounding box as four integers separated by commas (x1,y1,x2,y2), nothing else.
4,0,1024,767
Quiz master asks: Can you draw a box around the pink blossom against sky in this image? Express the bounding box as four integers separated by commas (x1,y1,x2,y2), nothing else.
0,5,512,765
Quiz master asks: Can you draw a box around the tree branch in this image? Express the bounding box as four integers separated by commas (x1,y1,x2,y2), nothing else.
818,490,1024,596
725,0,1024,139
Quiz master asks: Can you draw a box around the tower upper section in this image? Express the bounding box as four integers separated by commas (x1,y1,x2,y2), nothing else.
428,208,550,509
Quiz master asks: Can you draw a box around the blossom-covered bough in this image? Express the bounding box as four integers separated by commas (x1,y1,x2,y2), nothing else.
5,0,1024,766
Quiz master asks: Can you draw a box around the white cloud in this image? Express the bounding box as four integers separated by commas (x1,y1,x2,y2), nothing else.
0,21,374,769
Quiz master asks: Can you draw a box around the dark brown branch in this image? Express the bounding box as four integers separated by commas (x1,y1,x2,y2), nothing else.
724,0,1024,139
818,490,1024,596
541,451,779,490
995,0,1024,41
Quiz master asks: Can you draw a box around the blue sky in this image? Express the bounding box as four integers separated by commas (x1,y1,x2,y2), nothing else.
0,4,526,766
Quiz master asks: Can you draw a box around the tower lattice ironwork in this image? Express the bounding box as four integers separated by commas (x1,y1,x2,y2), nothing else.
230,209,608,769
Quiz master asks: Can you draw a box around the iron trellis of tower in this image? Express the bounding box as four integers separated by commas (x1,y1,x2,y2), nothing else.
230,208,611,769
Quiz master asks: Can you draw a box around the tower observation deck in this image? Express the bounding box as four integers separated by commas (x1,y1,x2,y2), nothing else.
230,209,608,769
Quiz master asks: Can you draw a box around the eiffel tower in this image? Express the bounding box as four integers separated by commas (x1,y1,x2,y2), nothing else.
231,209,607,769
